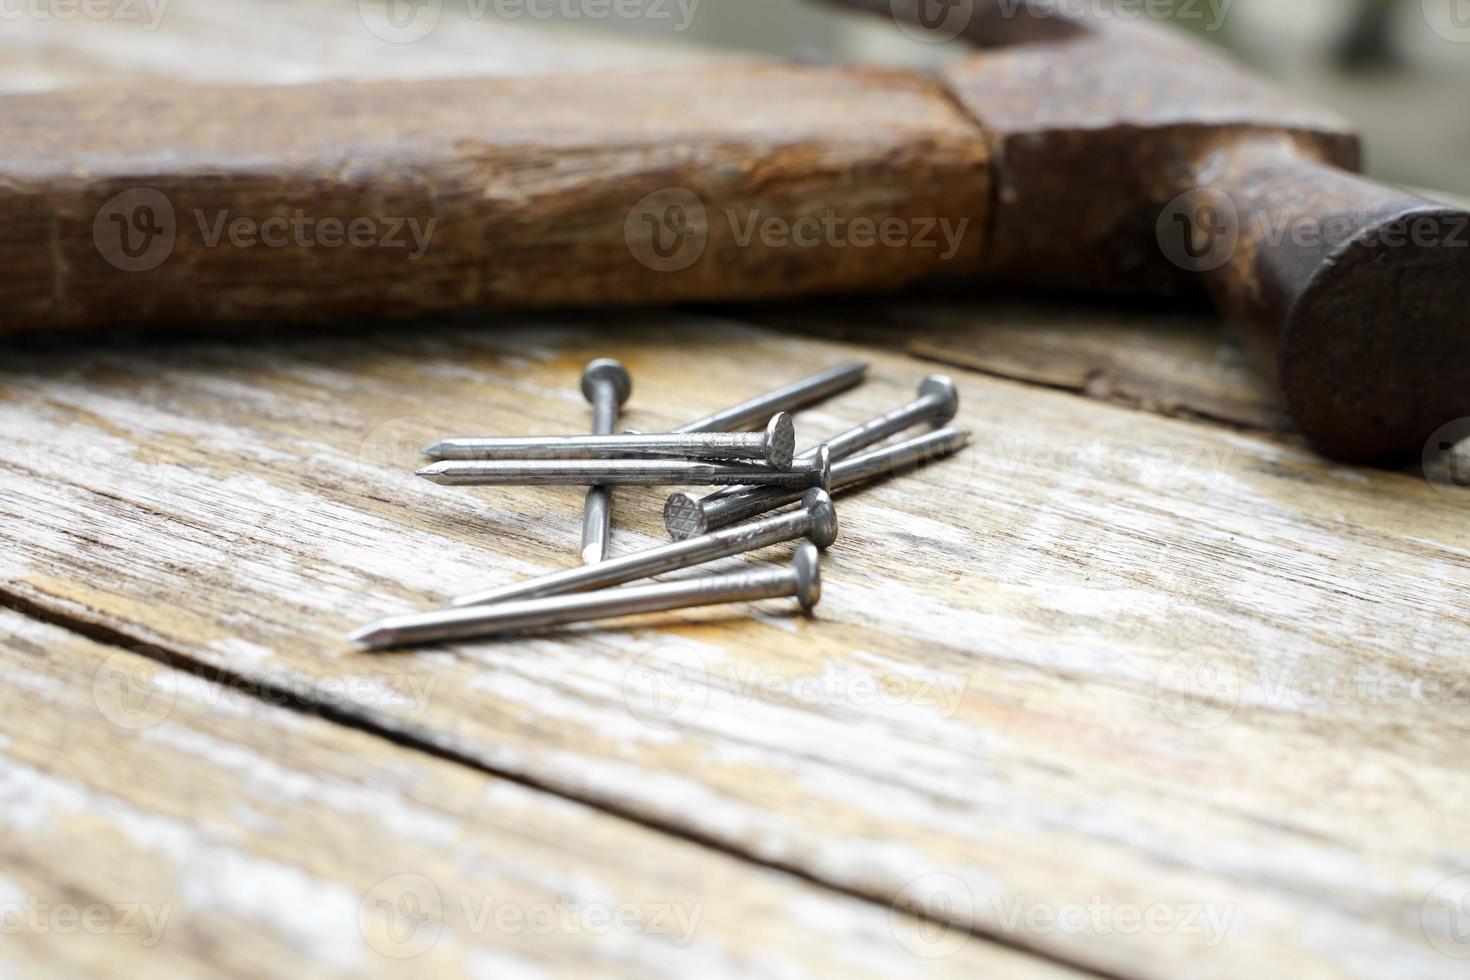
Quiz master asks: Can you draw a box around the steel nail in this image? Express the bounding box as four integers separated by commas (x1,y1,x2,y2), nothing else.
447,488,838,608
664,428,970,539
669,362,867,433
705,373,959,501
423,412,796,467
417,444,830,488
348,543,823,649
579,359,633,564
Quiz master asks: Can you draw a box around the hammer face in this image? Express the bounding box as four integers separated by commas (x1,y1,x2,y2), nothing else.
1161,137,1470,463
1286,217,1470,462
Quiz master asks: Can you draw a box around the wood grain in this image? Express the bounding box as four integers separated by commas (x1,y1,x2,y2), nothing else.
0,607,1072,978
731,295,1293,435
0,66,988,333
1,311,1467,979
6,8,1470,980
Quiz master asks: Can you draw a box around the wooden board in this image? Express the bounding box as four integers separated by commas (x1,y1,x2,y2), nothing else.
727,294,1293,436
0,607,1074,977
2,311,1468,980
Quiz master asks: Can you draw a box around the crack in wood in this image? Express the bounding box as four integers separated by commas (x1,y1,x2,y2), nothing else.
0,584,1123,980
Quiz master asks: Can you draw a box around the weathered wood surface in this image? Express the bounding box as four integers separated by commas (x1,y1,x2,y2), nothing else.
2,312,1468,980
7,7,1470,980
733,294,1294,435
0,607,1075,978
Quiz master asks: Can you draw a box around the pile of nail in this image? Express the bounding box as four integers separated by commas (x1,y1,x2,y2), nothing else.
350,361,968,649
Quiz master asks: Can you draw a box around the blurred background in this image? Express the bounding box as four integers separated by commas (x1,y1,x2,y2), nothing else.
620,0,1470,195
5,0,1467,194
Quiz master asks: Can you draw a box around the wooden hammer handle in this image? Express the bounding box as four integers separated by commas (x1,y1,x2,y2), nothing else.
0,67,990,334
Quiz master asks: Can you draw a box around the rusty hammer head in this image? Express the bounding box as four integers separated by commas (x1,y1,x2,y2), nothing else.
848,1,1470,463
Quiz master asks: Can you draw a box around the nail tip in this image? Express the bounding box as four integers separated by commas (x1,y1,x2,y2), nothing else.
346,624,387,649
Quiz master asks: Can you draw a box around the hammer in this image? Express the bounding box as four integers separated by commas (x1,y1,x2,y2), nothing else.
861,0,1470,462
2,9,1465,463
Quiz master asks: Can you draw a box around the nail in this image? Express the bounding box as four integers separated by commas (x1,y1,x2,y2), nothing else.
424,412,796,467
705,373,959,502
447,488,838,608
579,359,633,564
670,362,867,433
348,543,823,649
418,444,831,488
664,428,969,539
